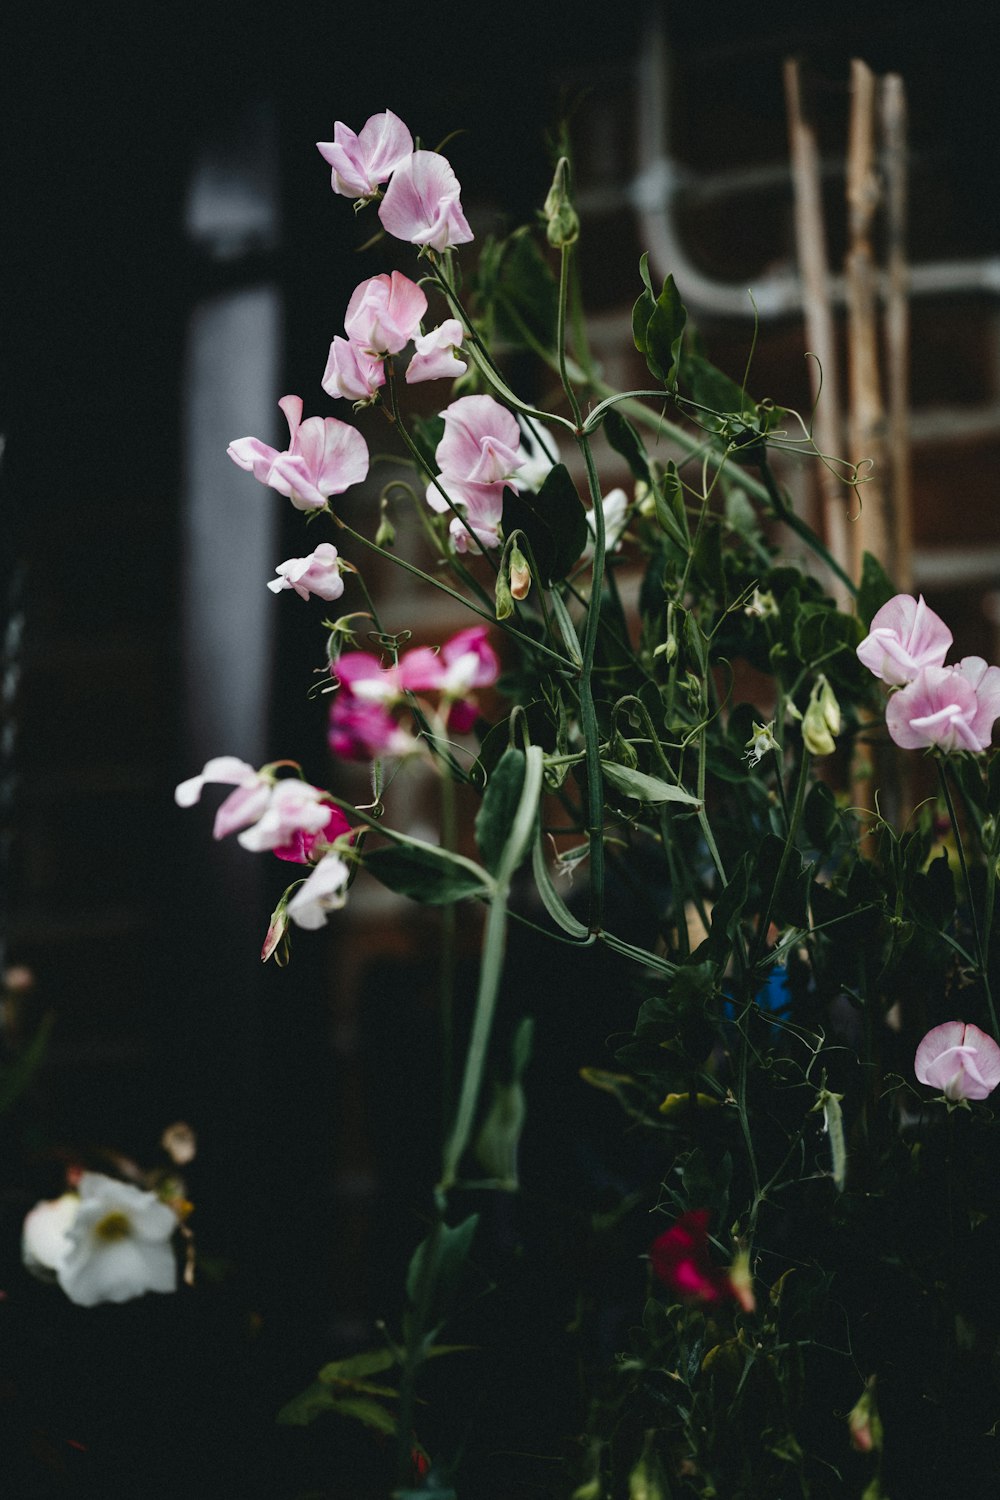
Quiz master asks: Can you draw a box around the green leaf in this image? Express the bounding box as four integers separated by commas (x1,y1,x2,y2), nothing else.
364,844,490,904
857,551,896,628
406,1214,480,1316
276,1380,340,1427
495,231,559,348
644,274,687,386
0,1009,54,1114
600,761,701,806
501,464,587,584
476,748,527,875
682,353,752,418
325,1396,397,1436
317,1349,397,1384
706,853,751,965
602,406,650,483
651,460,689,549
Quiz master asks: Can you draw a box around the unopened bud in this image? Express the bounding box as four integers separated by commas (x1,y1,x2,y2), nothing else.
495,570,514,621
544,158,580,248
509,545,531,601
847,1378,882,1454
803,675,840,757
375,509,395,549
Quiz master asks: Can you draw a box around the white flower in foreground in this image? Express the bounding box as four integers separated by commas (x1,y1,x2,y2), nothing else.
22,1191,80,1280
57,1172,178,1307
287,851,351,930
584,488,629,558
267,542,345,602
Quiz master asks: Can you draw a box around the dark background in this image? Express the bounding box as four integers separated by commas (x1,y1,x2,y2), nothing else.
2,3,998,1495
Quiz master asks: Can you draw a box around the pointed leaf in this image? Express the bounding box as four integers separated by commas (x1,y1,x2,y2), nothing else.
364,844,490,904
601,761,700,806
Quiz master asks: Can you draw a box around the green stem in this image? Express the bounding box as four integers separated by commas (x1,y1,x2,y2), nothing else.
939,760,999,1037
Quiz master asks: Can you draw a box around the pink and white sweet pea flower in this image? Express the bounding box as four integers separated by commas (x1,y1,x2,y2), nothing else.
237,778,334,854
398,625,499,696
287,852,352,930
321,336,386,403
174,757,272,840
273,804,352,865
328,695,416,761
426,479,508,552
405,320,468,385
885,659,1000,754
378,150,474,253
435,395,522,486
856,593,953,686
228,395,369,510
267,542,345,602
316,110,413,199
344,272,428,357
915,1021,1000,1101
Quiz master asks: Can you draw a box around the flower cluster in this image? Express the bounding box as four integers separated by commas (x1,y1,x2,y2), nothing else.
175,758,353,931
857,593,1000,753
329,625,500,761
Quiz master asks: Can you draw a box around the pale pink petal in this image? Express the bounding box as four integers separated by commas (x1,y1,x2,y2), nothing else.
278,394,304,445
227,435,280,483
213,780,273,840
321,337,385,402
267,542,344,602
915,1020,1000,1100
378,151,474,252
175,756,260,808
885,666,981,752
317,111,413,198
959,659,1000,748
435,395,522,486
344,272,427,356
405,319,468,384
857,593,952,686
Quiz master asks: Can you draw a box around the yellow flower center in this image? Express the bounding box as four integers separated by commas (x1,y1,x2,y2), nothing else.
93,1210,132,1242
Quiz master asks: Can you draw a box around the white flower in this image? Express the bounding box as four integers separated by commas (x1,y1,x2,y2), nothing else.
267,542,345,602
56,1172,178,1307
287,852,351,930
515,422,560,492
584,488,629,558
745,721,780,765
22,1191,80,1280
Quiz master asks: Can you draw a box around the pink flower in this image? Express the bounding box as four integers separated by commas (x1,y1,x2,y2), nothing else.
174,756,271,840
649,1211,741,1306
405,319,468,384
333,652,402,702
398,625,499,696
435,395,522,486
321,337,386,403
856,593,952,686
287,852,352,929
273,804,352,865
237,779,334,854
378,150,474,253
267,542,345,602
227,395,369,510
426,478,507,551
885,659,1000,753
316,110,413,199
344,272,427,357
914,1021,1000,1101
328,696,413,761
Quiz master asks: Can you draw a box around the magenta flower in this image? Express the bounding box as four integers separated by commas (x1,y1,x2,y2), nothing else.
398,625,500,733
328,694,415,761
333,651,403,702
228,395,369,510
236,778,334,854
885,660,1000,753
856,593,953,686
273,804,352,865
650,1211,740,1306
267,542,345,602
174,757,272,840
321,336,386,403
378,150,474,253
344,272,428,357
914,1021,1000,1101
316,110,413,199
405,319,468,385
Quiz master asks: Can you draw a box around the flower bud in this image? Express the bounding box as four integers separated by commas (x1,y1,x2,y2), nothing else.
847,1378,883,1454
543,158,580,248
495,570,514,622
509,544,531,601
375,508,396,549
803,675,840,757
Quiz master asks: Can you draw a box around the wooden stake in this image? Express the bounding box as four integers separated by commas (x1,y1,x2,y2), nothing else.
783,57,851,599
879,72,913,593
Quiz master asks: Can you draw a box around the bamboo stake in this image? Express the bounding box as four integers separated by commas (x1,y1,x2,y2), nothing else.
783,58,851,600
846,59,892,583
879,73,913,593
